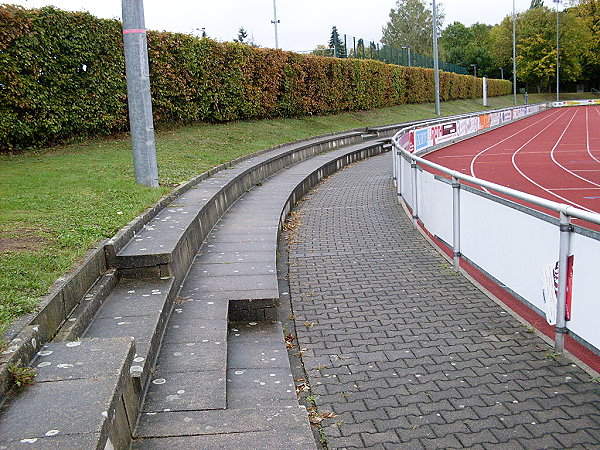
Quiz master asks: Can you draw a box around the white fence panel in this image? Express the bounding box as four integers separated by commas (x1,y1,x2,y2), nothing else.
418,172,453,245
460,190,558,313
400,156,414,211
569,232,600,348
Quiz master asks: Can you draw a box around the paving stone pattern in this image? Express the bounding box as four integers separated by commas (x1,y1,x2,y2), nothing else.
288,153,600,449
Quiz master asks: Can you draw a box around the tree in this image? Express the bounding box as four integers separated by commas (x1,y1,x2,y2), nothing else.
234,27,248,44
329,26,347,58
355,38,366,58
489,6,589,92
441,22,495,77
572,0,600,88
381,0,444,57
530,0,545,8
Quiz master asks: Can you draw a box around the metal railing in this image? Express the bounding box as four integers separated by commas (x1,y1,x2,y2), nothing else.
301,36,468,75
392,102,600,355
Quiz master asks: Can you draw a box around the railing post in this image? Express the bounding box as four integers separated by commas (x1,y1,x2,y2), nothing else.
555,211,572,353
452,175,461,271
392,142,397,185
397,148,403,199
411,162,419,228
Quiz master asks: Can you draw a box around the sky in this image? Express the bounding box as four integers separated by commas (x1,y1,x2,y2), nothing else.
8,0,536,52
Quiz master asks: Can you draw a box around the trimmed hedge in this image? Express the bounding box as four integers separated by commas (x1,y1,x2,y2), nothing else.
0,5,512,151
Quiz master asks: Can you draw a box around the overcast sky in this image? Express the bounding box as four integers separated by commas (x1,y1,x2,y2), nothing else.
9,0,536,52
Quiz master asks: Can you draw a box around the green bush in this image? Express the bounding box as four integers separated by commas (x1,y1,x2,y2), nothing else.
0,5,513,152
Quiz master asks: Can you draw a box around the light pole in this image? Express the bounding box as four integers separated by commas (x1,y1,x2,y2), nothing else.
432,0,441,115
500,67,504,79
271,0,280,49
471,64,477,78
122,0,159,188
554,0,560,101
512,0,518,105
402,45,411,67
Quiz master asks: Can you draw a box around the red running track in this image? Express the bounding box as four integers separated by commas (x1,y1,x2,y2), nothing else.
424,106,600,227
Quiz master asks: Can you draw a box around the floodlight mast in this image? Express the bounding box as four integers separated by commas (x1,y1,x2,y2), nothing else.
122,0,159,188
554,0,560,102
271,0,280,49
432,0,441,115
402,45,411,66
512,0,517,105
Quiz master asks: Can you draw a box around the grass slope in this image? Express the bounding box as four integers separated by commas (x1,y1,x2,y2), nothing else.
0,92,590,334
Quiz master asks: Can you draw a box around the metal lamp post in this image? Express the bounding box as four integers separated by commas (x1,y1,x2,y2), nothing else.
402,45,412,67
432,0,441,116
554,0,560,101
471,64,477,78
122,0,159,188
271,0,280,49
500,67,504,79
512,0,518,105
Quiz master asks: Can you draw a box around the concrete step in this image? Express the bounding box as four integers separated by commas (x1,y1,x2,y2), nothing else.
140,293,229,415
54,269,118,342
112,131,366,285
133,406,315,449
0,338,136,449
226,322,298,409
82,276,177,388
132,321,315,449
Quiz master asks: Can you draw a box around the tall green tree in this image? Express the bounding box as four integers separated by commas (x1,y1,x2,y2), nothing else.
441,22,494,76
329,26,347,58
381,0,444,57
530,0,545,8
572,0,600,88
489,6,589,91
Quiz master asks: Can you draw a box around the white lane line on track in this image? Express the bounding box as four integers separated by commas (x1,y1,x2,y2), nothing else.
550,109,600,189
469,109,564,190
587,108,600,164
552,187,600,191
512,109,595,212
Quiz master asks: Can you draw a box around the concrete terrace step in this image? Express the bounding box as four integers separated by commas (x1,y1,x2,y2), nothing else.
133,407,315,449
111,131,366,285
82,276,177,388
131,140,388,446
0,338,136,449
134,322,315,449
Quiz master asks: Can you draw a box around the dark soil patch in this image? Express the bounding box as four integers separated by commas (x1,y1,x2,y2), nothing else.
0,228,52,253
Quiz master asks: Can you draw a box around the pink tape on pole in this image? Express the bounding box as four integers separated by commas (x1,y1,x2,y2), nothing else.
123,29,146,34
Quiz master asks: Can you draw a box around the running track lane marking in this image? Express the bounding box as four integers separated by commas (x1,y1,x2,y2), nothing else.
586,108,600,165
511,109,594,213
469,109,564,192
549,109,600,189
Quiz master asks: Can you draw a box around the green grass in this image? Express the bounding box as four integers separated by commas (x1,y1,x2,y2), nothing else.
0,92,591,334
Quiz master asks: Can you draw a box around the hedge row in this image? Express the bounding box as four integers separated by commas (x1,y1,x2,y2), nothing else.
0,5,512,151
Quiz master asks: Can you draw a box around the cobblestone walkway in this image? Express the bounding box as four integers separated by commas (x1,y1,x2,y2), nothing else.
288,153,600,449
